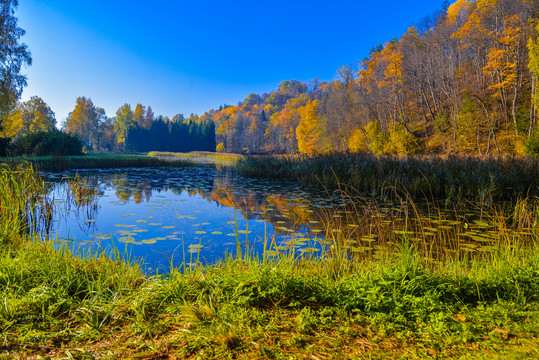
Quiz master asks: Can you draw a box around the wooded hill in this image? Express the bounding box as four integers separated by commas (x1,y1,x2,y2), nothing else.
196,0,539,156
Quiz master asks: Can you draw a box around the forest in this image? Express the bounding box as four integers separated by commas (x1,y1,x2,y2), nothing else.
1,0,539,157
204,0,539,156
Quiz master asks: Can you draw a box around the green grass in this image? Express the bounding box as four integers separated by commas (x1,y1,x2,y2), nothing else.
1,238,538,359
148,151,244,164
1,164,539,358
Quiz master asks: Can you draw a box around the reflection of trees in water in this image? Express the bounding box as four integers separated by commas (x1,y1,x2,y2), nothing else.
41,174,102,236
46,168,326,235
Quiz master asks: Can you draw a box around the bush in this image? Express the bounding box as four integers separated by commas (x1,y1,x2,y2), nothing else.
10,130,83,156
525,127,539,155
0,138,11,157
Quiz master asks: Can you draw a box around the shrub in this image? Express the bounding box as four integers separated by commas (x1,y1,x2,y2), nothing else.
385,123,420,155
0,138,11,157
348,128,368,153
364,121,386,155
10,129,83,156
525,127,539,155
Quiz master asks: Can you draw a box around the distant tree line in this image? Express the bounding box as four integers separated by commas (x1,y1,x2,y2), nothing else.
127,117,216,152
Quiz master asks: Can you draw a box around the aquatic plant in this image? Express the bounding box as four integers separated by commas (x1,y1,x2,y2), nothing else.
2,153,196,171
236,153,539,203
0,163,52,244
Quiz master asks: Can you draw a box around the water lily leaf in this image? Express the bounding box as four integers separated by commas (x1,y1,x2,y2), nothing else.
148,223,162,226
141,239,157,244
301,247,320,253
90,233,108,238
121,213,136,217
211,231,223,235
283,240,307,246
162,226,176,229
195,231,207,235
116,231,137,236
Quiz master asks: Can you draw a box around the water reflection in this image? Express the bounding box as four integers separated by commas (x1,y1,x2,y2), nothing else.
40,166,535,275
41,167,330,273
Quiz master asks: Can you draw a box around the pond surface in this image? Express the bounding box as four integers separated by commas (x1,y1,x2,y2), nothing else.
41,166,337,274
40,165,531,275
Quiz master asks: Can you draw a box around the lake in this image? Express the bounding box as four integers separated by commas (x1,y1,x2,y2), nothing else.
40,166,338,274
39,165,520,275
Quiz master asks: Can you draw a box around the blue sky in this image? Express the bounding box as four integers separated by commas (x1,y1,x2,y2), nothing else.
17,0,446,123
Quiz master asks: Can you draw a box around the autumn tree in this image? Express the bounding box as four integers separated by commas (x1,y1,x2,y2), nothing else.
142,106,154,130
114,103,134,151
2,96,55,138
528,20,539,135
65,97,105,149
0,0,31,131
132,103,145,128
296,99,326,154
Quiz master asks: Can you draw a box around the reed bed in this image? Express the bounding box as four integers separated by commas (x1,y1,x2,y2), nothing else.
236,153,539,203
2,153,195,171
0,163,52,244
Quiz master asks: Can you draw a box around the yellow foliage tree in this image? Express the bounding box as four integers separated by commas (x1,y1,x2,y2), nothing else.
3,96,55,138
385,123,420,155
446,0,471,25
348,128,369,153
296,99,324,154
364,121,386,155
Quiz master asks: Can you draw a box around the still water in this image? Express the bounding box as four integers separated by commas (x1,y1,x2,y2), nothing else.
41,166,337,274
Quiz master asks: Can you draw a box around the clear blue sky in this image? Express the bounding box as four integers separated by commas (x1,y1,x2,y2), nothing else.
17,0,446,123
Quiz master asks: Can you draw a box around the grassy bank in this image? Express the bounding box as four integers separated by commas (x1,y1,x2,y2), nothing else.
148,151,243,165
236,153,539,203
1,165,539,358
2,153,194,171
1,238,538,358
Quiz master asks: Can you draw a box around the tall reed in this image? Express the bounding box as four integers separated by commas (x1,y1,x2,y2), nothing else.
0,163,52,244
236,153,539,203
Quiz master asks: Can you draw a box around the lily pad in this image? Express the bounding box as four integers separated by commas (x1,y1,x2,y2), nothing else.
141,239,157,244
